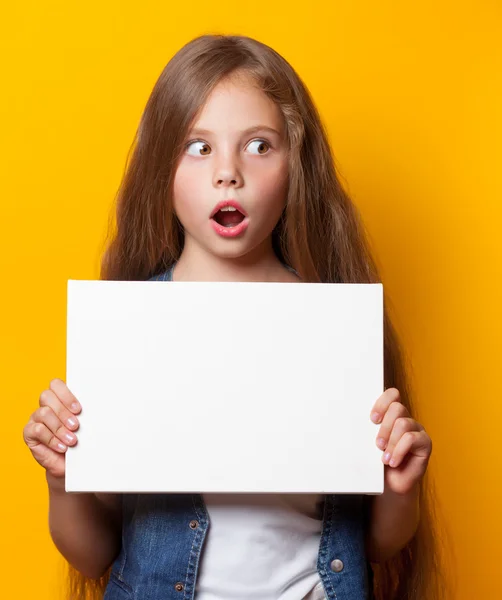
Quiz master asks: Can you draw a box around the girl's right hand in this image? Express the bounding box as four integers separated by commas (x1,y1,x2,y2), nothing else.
23,378,81,483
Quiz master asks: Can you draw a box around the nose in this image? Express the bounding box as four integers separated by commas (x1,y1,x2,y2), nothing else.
213,157,243,189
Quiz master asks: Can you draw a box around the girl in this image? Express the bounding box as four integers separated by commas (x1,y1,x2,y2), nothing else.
23,34,445,599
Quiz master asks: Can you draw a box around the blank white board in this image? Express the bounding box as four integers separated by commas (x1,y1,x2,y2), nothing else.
65,279,384,494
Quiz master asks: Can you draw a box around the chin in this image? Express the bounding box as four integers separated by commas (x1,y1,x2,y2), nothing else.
206,242,258,260
203,233,272,261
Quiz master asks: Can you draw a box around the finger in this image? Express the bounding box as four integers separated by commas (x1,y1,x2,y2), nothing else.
387,430,432,468
48,378,81,414
40,388,80,432
370,388,402,423
381,417,421,462
23,422,66,477
24,420,70,453
32,405,78,447
375,400,409,451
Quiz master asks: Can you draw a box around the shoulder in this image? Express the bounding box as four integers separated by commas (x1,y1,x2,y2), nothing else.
148,268,172,281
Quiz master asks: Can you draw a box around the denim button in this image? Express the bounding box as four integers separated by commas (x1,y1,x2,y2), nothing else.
189,519,199,529
174,582,184,592
330,559,344,572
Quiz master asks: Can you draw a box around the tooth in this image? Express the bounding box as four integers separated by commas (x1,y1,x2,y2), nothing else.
220,206,237,212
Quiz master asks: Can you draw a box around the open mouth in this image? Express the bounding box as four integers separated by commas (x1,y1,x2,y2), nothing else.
212,206,246,228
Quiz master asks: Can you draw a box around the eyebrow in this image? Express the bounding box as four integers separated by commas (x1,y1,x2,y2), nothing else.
187,125,282,138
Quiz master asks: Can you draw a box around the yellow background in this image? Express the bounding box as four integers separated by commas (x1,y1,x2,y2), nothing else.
1,1,500,598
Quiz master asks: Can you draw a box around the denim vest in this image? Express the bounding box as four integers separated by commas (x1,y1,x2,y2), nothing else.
103,266,374,600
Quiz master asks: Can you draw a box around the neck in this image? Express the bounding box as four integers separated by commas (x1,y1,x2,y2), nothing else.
173,234,298,283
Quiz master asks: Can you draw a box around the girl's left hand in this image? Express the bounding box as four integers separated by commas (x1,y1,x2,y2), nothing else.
370,388,432,496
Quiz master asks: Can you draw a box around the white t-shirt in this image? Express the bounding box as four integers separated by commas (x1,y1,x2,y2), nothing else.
195,494,326,600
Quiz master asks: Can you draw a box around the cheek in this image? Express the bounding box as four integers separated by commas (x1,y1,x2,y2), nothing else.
173,166,204,223
253,163,289,212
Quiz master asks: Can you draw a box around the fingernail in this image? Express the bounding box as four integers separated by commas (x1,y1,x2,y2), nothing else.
384,452,391,463
57,443,67,451
64,432,76,443
371,412,381,423
389,458,396,467
67,417,77,429
376,438,386,450
71,402,80,412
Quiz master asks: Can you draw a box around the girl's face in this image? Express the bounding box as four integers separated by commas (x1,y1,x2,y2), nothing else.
173,74,289,261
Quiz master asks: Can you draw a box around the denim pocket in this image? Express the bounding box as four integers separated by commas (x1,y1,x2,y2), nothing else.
103,572,134,600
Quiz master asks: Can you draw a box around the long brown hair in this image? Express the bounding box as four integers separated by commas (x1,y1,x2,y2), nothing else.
65,34,452,599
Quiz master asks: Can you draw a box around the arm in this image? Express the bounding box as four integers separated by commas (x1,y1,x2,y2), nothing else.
365,483,420,563
22,378,122,580
367,388,432,563
47,473,122,580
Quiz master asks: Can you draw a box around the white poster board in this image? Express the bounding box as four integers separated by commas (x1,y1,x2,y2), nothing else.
65,280,384,494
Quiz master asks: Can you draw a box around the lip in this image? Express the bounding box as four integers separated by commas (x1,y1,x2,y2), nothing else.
210,217,249,238
209,199,248,219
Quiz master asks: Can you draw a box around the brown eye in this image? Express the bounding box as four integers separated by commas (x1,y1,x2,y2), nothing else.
247,140,270,155
186,141,211,156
